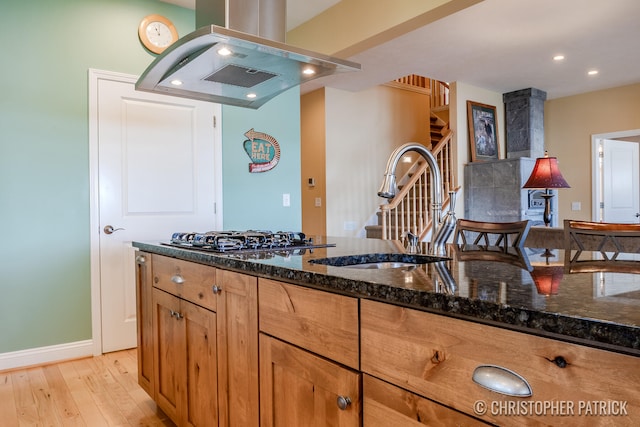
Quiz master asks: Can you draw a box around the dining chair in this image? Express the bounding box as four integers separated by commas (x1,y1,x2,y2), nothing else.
453,219,532,250
563,219,640,264
564,219,640,273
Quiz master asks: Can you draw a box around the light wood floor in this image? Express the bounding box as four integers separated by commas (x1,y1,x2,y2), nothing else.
0,348,175,426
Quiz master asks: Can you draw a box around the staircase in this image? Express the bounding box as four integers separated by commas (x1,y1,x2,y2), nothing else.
365,77,455,241
430,112,449,148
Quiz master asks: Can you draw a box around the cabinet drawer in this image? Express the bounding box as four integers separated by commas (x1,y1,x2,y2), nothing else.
152,254,218,311
258,279,359,369
361,300,640,426
364,375,489,426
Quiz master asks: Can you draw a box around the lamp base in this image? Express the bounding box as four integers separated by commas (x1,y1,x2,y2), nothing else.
541,191,554,227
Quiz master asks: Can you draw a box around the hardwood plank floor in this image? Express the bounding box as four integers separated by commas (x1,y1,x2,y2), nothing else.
0,349,175,427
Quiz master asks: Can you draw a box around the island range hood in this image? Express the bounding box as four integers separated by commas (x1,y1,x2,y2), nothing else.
135,0,361,109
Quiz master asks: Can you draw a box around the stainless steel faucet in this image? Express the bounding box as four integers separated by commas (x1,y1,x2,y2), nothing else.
378,142,455,256
405,231,420,254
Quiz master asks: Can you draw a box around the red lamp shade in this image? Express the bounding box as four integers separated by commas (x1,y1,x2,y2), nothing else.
531,266,564,295
523,155,571,189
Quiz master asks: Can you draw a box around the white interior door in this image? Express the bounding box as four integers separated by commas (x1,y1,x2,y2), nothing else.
89,70,222,353
602,139,639,223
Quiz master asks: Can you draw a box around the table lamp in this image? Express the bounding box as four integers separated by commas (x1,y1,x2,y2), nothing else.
531,249,563,296
523,152,570,227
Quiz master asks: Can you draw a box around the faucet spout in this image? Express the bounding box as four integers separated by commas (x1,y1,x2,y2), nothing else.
378,142,446,255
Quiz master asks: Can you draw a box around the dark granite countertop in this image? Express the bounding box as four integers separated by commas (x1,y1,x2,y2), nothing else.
133,237,640,356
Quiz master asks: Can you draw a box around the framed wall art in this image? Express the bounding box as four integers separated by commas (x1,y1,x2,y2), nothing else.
467,100,499,162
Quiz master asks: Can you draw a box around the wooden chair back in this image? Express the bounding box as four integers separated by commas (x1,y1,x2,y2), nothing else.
563,219,640,263
453,219,531,250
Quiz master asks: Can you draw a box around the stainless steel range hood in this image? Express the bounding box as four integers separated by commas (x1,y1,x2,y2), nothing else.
135,0,361,109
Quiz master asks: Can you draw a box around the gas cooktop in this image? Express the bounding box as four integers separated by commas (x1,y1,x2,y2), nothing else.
164,230,335,254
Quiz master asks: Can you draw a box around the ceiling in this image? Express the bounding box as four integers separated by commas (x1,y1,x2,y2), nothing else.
161,0,640,100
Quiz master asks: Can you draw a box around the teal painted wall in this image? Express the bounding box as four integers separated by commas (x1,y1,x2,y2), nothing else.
0,0,193,353
222,90,302,232
0,0,301,355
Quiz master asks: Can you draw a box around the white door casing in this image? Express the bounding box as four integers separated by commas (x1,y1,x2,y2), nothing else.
592,134,640,223
89,69,222,354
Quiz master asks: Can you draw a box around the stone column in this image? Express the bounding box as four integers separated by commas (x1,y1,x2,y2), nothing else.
503,88,547,159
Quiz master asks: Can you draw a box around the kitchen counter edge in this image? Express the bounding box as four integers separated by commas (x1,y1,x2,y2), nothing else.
132,241,639,357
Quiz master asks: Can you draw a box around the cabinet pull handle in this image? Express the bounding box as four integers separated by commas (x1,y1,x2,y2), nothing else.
171,275,185,284
336,396,351,410
212,285,222,294
135,255,146,264
472,365,532,397
169,310,183,319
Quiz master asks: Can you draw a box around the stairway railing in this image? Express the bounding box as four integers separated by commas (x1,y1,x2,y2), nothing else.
379,130,456,241
431,80,449,110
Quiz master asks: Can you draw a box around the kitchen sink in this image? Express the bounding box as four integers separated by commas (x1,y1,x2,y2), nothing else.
341,261,420,269
308,253,448,269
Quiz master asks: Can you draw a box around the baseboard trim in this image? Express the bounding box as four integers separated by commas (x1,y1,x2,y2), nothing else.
0,340,94,371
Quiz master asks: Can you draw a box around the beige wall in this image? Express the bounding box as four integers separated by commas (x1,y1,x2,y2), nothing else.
545,82,640,222
306,85,430,237
450,81,506,218
301,89,327,237
305,81,640,237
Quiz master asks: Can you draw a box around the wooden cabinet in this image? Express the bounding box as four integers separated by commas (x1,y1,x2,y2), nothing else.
258,278,361,426
361,299,640,426
153,288,218,426
135,251,154,397
139,254,259,427
137,250,639,427
258,278,359,369
152,254,218,311
216,269,259,427
363,374,489,426
260,334,361,427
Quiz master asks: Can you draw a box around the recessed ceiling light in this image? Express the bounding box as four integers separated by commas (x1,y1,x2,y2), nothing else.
553,55,565,61
170,79,183,86
217,47,232,56
246,93,257,99
302,67,315,76
588,70,599,76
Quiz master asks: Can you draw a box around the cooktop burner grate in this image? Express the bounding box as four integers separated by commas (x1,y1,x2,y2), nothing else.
164,230,334,253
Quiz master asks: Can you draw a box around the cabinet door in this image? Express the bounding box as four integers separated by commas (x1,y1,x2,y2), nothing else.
363,375,489,427
183,300,218,427
135,251,154,397
260,334,361,427
153,288,185,424
217,270,259,427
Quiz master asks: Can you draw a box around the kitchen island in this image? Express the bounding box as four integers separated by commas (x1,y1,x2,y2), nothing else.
133,236,640,426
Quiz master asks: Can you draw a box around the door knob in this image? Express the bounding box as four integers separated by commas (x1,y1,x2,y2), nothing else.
104,225,125,234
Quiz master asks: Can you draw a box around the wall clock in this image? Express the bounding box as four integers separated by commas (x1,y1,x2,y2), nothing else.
138,14,178,54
